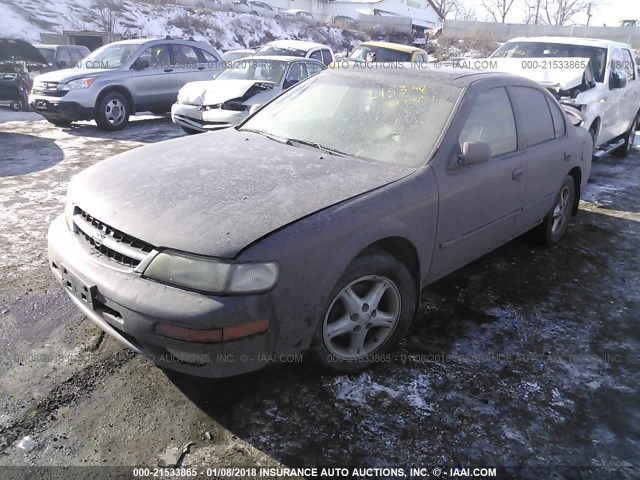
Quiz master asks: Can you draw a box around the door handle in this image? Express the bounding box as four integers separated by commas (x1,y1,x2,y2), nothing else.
564,152,572,161
512,166,525,180
164,68,173,72
197,66,206,70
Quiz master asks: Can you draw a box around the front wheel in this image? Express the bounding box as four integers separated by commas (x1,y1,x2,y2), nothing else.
309,251,416,374
96,92,130,131
535,175,575,246
612,114,638,157
10,100,21,111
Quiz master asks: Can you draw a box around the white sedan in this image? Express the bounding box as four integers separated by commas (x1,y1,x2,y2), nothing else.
171,56,325,134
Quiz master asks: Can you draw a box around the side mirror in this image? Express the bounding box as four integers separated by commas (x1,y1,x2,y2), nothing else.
57,60,68,69
611,70,627,89
458,141,491,165
249,104,261,115
133,59,150,70
283,79,298,89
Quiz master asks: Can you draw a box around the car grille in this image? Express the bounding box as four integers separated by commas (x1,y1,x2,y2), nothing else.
73,209,154,268
31,81,67,97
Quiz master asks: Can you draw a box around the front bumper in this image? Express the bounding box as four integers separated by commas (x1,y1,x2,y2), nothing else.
29,94,95,121
47,214,277,378
171,103,247,132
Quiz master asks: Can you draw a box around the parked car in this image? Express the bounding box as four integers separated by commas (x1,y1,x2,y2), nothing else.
347,41,430,63
48,66,592,378
0,38,48,111
221,48,255,63
34,44,90,71
280,9,318,25
490,36,640,157
232,0,279,18
172,56,325,134
29,37,223,130
326,15,358,30
254,40,334,66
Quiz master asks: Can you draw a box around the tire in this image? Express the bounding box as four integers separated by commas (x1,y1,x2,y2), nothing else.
181,126,201,135
534,175,575,246
95,92,130,131
10,101,21,111
45,117,72,127
308,250,416,374
612,113,638,157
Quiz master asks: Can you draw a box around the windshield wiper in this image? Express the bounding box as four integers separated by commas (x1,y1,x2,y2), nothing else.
241,128,291,144
287,139,350,157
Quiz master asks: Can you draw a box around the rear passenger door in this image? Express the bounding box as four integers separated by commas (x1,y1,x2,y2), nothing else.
429,86,526,280
510,85,571,231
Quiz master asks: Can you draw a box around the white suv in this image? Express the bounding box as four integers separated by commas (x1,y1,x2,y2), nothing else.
490,36,640,157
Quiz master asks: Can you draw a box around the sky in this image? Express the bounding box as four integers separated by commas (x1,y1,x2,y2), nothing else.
461,0,640,27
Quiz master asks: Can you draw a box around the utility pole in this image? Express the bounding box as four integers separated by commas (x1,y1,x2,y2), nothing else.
586,3,593,26
534,0,541,25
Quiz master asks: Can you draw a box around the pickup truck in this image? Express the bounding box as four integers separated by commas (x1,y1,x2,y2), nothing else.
489,36,640,158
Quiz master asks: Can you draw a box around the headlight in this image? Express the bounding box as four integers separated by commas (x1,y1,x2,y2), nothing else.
143,250,279,294
59,77,96,91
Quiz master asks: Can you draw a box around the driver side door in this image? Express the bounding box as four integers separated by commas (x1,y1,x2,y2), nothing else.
129,43,175,109
428,86,526,280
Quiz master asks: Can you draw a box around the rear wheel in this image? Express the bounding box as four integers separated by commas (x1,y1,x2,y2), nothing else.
10,100,21,111
309,251,416,374
535,175,575,246
612,114,638,157
96,92,130,131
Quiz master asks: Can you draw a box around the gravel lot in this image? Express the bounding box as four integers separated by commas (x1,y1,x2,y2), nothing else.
0,108,638,479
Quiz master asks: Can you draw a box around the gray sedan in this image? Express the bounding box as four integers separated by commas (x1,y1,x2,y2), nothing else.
47,67,592,378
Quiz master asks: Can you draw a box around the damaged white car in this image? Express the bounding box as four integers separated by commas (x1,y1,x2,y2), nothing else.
171,56,325,134
489,37,640,158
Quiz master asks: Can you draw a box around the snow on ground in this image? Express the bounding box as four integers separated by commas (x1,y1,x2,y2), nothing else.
1,0,365,52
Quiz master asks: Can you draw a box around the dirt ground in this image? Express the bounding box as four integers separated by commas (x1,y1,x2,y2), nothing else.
0,108,638,479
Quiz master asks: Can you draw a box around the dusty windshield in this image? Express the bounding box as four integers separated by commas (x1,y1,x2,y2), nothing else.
349,46,412,63
491,41,608,82
37,48,55,64
82,43,140,69
240,72,461,167
217,59,287,83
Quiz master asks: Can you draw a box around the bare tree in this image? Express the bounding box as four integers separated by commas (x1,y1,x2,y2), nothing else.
522,0,542,24
540,0,591,26
430,0,461,19
481,0,517,23
92,0,125,33
454,4,478,21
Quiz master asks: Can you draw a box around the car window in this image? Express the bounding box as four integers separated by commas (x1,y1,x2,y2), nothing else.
321,49,332,65
199,48,220,64
305,62,324,76
622,49,636,80
309,50,322,62
413,53,425,62
546,96,566,138
459,87,517,157
172,45,199,67
69,48,84,64
137,44,170,68
512,86,555,146
57,48,72,65
284,62,307,86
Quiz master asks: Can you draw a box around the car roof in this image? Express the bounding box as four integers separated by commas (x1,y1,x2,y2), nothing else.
505,36,631,49
33,43,86,49
239,55,324,63
328,64,528,87
358,41,424,53
262,40,328,50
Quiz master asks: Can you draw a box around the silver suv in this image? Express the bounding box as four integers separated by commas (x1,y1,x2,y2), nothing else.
29,37,223,130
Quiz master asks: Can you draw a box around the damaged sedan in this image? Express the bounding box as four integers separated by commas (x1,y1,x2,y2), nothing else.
171,56,325,134
48,67,592,378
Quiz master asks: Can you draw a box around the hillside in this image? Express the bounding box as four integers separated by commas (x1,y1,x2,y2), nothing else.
0,0,367,52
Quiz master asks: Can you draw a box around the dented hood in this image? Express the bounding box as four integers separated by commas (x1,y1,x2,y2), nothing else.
477,57,594,91
202,79,275,106
178,80,216,106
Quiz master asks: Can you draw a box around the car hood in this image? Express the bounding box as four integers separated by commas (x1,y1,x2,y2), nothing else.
178,80,216,105
202,79,275,106
476,57,595,91
34,67,113,83
0,38,48,65
69,128,414,258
